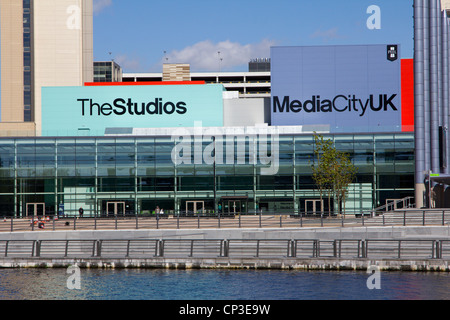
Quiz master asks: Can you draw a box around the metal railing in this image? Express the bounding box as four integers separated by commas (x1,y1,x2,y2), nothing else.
1,208,450,233
371,196,416,215
0,238,447,260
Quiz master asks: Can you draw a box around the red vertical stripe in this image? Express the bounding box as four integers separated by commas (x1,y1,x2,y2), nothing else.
401,59,415,132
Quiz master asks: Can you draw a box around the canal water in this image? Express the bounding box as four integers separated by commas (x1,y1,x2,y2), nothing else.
0,268,448,300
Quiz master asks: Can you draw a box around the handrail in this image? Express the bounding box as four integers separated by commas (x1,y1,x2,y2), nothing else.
1,207,450,232
371,196,416,214
0,238,447,260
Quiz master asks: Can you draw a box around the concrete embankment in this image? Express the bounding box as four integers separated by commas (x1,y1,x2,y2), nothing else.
1,225,450,241
1,257,449,272
0,226,449,271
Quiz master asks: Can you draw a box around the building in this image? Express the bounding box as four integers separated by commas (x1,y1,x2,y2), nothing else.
123,69,271,98
413,0,450,208
94,61,123,83
249,58,271,72
163,64,191,82
0,0,93,137
0,132,415,217
0,43,421,217
4,1,450,216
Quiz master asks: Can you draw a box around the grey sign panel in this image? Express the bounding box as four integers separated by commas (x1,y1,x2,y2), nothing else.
271,45,402,133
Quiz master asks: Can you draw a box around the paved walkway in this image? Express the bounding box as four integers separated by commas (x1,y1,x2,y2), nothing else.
0,215,365,232
2,210,449,233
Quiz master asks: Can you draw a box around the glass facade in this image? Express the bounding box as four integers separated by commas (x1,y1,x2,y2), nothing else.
0,133,415,217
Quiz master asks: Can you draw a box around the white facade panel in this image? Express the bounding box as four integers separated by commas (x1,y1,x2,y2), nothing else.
223,98,270,127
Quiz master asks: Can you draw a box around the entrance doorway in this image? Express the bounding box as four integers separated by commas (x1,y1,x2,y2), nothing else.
26,203,45,217
221,197,248,215
186,201,205,214
106,201,126,217
305,199,324,215
226,200,242,214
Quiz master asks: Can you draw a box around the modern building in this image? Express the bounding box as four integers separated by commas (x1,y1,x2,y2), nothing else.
162,64,191,82
249,58,271,72
0,0,93,137
3,1,450,217
94,61,123,83
413,0,450,208
0,131,415,218
123,69,271,98
0,42,421,217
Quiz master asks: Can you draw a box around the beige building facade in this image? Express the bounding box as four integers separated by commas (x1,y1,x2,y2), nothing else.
0,0,93,136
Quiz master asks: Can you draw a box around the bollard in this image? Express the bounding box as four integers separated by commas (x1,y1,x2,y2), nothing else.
34,240,41,257
4,240,9,257
433,240,442,259
256,240,260,257
65,240,70,257
190,240,194,257
126,240,131,258
97,240,102,257
289,239,296,258
221,239,229,257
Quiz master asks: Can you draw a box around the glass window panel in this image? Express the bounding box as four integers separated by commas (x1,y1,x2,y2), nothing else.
234,165,253,175
17,140,36,153
334,135,354,152
175,164,195,176
195,165,214,176
154,165,174,176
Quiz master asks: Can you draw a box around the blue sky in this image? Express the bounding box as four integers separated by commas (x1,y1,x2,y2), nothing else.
93,0,414,73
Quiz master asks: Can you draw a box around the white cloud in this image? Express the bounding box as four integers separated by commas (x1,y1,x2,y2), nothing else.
163,39,276,72
310,27,343,42
114,54,142,72
93,0,112,14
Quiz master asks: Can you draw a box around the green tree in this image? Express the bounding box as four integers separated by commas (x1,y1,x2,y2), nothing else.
311,134,357,217
333,151,357,216
311,134,334,215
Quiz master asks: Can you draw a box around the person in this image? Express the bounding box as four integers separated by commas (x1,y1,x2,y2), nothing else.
155,206,160,220
79,207,84,218
160,208,164,215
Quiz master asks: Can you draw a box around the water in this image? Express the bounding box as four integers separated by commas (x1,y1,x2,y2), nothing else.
0,268,448,301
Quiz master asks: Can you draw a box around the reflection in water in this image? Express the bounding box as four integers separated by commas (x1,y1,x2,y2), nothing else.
0,268,448,300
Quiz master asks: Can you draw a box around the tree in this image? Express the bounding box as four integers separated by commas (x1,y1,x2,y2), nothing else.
311,134,357,217
311,134,335,216
333,151,357,216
